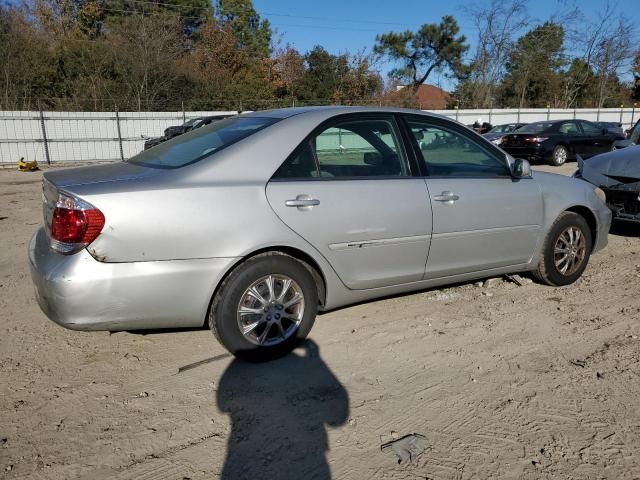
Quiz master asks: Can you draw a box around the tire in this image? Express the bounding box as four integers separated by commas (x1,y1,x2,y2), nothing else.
532,212,592,286
550,145,568,166
208,253,318,362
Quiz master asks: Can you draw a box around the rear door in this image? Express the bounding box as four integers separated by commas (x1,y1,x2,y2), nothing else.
578,120,611,156
266,114,433,290
403,115,543,279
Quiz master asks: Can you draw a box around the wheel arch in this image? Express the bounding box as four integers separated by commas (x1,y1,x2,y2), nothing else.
203,246,328,327
564,205,598,251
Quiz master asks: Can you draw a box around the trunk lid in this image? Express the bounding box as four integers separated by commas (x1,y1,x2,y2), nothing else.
43,161,161,189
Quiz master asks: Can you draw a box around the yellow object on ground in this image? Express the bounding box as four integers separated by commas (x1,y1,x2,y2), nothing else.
18,158,39,171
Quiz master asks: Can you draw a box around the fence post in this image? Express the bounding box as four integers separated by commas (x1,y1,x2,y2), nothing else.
455,105,459,122
39,108,51,165
546,105,550,120
115,106,124,162
488,108,492,125
573,107,576,119
517,106,521,123
182,101,186,123
619,104,624,125
632,104,636,127
597,107,600,121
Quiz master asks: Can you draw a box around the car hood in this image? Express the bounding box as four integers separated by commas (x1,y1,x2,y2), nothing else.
44,161,163,188
577,146,640,188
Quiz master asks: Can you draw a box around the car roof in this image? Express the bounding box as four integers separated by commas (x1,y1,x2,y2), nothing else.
240,105,452,121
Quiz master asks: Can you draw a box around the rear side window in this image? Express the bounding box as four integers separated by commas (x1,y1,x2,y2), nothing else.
128,116,278,169
579,121,601,135
518,122,555,134
273,117,409,179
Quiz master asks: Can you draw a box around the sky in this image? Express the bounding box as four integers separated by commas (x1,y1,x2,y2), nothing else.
253,0,640,90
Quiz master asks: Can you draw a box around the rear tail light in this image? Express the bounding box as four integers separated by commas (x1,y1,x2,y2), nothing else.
49,192,105,254
524,136,549,143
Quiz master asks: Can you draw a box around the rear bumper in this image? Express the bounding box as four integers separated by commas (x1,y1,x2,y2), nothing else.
29,228,238,331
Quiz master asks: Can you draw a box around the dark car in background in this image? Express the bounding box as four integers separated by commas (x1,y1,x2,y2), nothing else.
144,114,235,150
482,123,527,145
500,119,625,166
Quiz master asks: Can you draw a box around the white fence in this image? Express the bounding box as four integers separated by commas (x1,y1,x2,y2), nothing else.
0,110,237,165
0,107,637,165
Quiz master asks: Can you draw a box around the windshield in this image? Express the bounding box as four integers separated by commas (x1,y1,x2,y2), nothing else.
517,122,555,134
129,116,278,169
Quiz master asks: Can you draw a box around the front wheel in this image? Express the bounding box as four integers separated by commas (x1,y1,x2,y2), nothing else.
550,145,568,166
532,212,592,286
208,253,318,361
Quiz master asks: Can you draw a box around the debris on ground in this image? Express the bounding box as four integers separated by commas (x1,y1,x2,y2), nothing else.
504,274,533,286
381,433,428,465
484,278,501,288
17,157,39,171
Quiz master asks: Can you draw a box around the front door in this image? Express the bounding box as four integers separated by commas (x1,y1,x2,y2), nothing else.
403,115,544,279
266,114,433,290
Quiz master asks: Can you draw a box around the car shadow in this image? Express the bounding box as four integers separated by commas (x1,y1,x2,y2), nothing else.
216,340,349,480
610,220,640,238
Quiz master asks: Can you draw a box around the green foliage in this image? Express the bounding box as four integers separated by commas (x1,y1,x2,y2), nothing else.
374,16,468,90
0,2,635,111
499,22,565,108
215,0,271,58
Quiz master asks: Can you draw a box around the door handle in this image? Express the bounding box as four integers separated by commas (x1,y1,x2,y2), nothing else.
285,194,320,209
433,191,460,203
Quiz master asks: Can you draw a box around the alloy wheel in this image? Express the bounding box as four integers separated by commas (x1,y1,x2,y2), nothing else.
554,226,586,276
236,274,305,346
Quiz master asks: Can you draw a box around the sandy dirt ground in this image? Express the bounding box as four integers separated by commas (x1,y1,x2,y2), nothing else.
1,162,639,480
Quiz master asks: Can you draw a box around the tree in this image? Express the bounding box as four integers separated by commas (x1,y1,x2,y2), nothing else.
271,46,306,99
333,51,383,105
374,16,468,91
591,17,635,108
459,0,529,108
500,22,565,108
215,0,271,58
296,46,347,104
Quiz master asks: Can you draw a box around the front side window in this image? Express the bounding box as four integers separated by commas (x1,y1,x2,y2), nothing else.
273,117,409,179
129,116,278,169
407,118,510,177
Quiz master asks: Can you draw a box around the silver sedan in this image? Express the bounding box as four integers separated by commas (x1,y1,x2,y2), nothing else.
29,107,612,361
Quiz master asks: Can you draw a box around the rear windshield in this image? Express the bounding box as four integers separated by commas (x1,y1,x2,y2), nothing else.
129,116,278,169
517,122,555,134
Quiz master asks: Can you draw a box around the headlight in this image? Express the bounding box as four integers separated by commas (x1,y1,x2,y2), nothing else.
593,187,606,203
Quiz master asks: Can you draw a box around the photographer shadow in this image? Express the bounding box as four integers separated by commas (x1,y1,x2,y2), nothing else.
217,340,349,480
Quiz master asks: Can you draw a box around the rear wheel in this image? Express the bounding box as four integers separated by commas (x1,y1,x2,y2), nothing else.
209,253,318,361
550,145,568,166
532,212,592,286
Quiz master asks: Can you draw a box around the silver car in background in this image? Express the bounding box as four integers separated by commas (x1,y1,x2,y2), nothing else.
29,107,611,361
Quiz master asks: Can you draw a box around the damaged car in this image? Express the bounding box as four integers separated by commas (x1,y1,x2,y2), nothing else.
575,145,640,224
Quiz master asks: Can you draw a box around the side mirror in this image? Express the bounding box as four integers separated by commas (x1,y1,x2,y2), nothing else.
511,158,532,178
